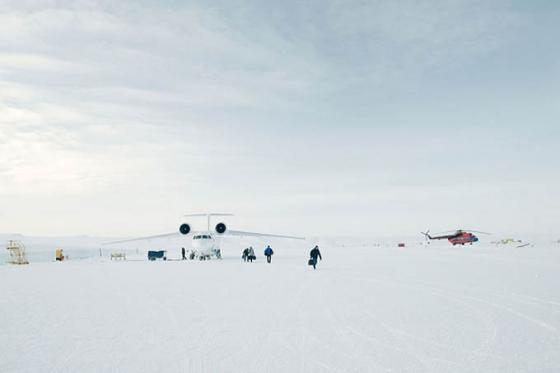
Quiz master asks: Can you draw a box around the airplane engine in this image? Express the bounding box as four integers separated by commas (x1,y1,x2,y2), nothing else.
179,223,191,235
215,223,227,234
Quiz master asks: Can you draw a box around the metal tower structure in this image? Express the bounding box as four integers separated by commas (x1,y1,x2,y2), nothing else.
6,240,29,265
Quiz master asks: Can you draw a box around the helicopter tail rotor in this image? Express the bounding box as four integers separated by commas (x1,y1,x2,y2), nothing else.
420,230,432,240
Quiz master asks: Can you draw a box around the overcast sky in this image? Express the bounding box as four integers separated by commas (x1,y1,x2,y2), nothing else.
0,0,559,237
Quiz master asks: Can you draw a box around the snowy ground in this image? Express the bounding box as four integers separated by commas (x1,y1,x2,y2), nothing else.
1,241,560,373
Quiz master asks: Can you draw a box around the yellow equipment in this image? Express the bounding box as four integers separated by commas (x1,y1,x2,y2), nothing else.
55,248,65,261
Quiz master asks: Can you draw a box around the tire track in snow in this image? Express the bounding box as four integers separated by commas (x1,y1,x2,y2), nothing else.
326,271,504,368
491,292,560,315
352,269,560,372
264,267,331,373
375,274,560,336
319,273,427,373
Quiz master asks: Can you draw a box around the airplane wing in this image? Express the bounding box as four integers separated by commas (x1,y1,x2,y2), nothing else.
102,232,180,245
225,230,305,240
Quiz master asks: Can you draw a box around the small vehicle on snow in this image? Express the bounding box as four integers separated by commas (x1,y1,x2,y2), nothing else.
148,250,167,261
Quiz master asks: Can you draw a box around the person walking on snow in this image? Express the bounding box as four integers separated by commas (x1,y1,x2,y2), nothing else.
247,246,256,262
309,245,322,270
264,245,274,263
182,247,186,260
242,248,249,262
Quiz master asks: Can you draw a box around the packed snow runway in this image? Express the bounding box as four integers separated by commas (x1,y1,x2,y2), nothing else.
1,242,560,373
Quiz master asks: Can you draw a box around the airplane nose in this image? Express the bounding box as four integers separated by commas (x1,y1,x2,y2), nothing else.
473,237,479,242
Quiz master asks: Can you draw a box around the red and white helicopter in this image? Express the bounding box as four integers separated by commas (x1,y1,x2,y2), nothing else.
421,229,490,246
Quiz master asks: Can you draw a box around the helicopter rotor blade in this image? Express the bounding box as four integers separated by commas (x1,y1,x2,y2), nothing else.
467,230,491,235
434,229,491,235
433,230,458,235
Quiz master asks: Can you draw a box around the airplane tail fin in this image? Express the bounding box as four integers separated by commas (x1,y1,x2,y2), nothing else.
184,213,234,231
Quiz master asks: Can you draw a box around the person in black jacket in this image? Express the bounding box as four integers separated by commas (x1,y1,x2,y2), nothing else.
309,245,322,270
182,247,186,260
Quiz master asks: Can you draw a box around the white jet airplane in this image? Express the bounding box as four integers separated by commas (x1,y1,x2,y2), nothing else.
103,213,304,260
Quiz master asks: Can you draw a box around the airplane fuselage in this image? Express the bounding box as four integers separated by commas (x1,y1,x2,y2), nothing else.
190,231,221,259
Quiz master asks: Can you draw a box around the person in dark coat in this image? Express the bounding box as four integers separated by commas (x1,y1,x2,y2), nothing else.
182,247,186,260
264,245,274,263
242,248,249,262
247,246,256,262
309,245,322,270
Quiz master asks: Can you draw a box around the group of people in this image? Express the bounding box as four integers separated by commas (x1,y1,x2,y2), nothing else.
242,245,274,263
242,246,257,262
241,245,322,269
181,247,196,260
178,244,323,269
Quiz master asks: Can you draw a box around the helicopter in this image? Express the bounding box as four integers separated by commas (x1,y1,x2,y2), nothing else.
421,229,490,246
